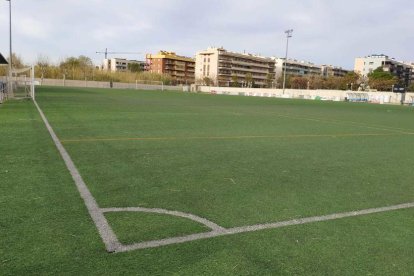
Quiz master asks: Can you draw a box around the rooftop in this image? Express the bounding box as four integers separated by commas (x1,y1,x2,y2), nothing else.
0,53,8,65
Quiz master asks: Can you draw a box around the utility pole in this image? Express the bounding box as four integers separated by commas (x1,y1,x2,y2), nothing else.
6,0,13,97
282,29,293,95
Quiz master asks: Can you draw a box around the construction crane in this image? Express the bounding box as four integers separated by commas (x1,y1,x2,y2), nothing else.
96,48,142,59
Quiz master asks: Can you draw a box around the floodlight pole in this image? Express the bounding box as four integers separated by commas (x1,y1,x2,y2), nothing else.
282,29,293,95
6,0,13,97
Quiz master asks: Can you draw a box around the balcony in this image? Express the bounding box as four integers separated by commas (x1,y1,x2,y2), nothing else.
231,60,270,69
218,64,232,69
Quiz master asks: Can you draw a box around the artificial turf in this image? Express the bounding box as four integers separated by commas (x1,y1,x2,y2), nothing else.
1,86,414,275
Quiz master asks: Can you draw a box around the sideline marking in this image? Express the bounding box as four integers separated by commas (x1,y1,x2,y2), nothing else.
227,107,414,134
60,132,413,143
34,100,120,252
268,112,414,134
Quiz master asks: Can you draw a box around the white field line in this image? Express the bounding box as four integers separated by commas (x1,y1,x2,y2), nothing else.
117,202,414,253
268,112,414,134
34,100,120,252
60,132,414,143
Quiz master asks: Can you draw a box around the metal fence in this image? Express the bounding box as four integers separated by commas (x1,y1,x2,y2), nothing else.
0,80,6,103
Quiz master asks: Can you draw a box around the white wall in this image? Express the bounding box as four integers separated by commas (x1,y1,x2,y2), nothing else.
197,86,414,105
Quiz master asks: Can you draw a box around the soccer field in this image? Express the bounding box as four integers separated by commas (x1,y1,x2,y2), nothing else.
2,86,414,275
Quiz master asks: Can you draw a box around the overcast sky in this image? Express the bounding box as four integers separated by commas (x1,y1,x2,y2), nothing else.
0,0,413,69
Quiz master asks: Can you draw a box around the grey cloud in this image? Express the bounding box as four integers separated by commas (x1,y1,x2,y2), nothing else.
0,0,412,68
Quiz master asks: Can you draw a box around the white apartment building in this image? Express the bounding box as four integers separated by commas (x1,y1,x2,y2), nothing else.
273,58,322,80
354,54,412,86
101,58,146,72
354,54,387,76
195,47,275,87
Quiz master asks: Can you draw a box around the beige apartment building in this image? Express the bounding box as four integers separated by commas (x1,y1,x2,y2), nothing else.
146,51,195,84
273,58,322,80
321,65,349,77
195,47,275,87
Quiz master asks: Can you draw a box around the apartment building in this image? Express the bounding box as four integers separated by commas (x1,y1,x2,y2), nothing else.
102,58,146,72
321,65,349,77
403,61,414,86
354,54,412,86
146,51,195,84
273,58,322,80
195,47,275,87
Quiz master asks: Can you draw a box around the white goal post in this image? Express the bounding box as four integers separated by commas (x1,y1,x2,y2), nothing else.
134,80,164,91
11,65,35,100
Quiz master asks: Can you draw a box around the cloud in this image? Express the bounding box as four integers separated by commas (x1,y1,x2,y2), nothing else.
0,0,412,68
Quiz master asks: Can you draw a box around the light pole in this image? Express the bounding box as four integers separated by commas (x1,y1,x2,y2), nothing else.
5,0,13,97
282,29,293,95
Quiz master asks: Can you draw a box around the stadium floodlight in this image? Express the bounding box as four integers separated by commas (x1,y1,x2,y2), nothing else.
5,0,13,97
282,29,293,95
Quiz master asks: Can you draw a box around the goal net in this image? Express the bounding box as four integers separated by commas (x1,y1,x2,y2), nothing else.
133,80,164,91
11,66,35,100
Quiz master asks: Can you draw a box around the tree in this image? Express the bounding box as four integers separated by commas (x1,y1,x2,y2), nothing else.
59,56,93,80
128,63,142,73
36,55,50,81
78,55,93,79
266,73,274,88
231,74,239,87
368,67,398,91
60,57,80,80
368,67,394,81
277,75,291,89
0,53,26,76
307,75,323,90
245,73,253,87
10,53,26,69
290,76,308,89
203,76,213,86
340,71,361,90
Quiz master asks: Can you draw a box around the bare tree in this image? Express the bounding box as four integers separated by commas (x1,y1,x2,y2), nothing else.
36,55,50,82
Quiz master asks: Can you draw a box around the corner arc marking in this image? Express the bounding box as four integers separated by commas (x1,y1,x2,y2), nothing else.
101,207,225,232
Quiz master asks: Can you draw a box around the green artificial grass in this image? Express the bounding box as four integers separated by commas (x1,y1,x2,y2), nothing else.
36,87,414,227
105,212,210,244
1,87,414,275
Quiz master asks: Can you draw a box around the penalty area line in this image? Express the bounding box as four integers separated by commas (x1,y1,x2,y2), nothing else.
59,132,414,143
